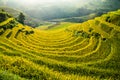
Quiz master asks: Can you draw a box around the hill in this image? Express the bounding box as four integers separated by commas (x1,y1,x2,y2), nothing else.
0,6,42,27
0,9,120,80
49,13,101,23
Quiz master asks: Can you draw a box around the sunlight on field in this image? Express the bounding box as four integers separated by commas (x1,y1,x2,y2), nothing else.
0,8,120,80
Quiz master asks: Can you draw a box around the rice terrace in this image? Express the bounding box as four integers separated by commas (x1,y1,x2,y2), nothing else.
0,0,120,80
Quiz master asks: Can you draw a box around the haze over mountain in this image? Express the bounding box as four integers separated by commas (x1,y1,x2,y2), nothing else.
0,0,120,21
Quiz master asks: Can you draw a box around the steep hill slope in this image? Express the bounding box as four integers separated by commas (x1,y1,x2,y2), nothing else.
0,9,120,80
0,7,42,27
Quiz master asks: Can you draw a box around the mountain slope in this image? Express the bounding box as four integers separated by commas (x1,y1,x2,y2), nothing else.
0,9,120,80
0,6,42,27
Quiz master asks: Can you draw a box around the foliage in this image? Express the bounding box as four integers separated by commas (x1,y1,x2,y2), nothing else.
18,13,25,24
0,11,12,22
0,7,41,27
0,28,4,35
0,70,26,80
25,30,34,35
104,12,120,26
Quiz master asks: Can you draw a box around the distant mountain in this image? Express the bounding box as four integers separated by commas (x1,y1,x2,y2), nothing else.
0,0,120,21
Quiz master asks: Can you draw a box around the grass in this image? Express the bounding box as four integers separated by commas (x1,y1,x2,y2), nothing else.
37,22,73,30
47,22,76,30
0,69,26,80
0,9,120,80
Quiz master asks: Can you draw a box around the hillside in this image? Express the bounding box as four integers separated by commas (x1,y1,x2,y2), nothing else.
0,7,42,27
0,9,120,80
49,13,101,23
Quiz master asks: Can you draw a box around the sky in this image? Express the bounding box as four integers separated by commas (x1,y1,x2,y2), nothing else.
0,0,90,7
14,0,87,5
17,0,67,4
20,0,57,3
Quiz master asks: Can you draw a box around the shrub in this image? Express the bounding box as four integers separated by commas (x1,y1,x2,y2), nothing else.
101,23,113,33
0,12,12,22
92,32,101,39
1,20,17,30
15,30,21,38
0,12,7,22
102,38,107,41
82,32,90,38
95,20,100,25
89,28,94,32
73,30,91,38
0,28,4,35
105,16,111,22
6,31,12,38
29,30,34,34
25,30,34,35
2,25,7,30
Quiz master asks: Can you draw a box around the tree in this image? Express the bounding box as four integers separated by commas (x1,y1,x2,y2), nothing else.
18,13,25,24
1,9,5,12
0,12,7,22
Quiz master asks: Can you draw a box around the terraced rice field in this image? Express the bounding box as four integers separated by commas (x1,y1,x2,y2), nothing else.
0,10,120,80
